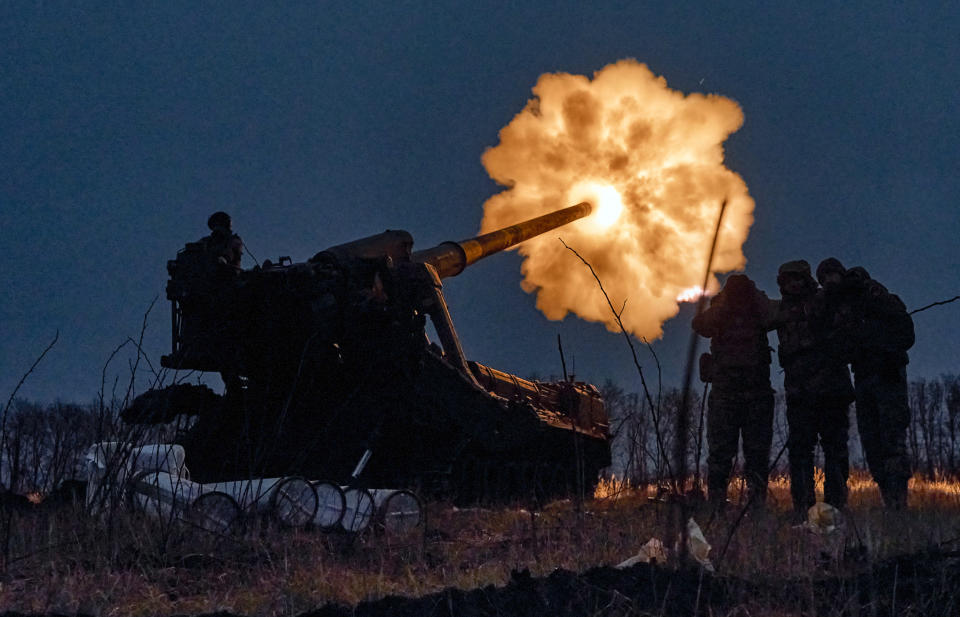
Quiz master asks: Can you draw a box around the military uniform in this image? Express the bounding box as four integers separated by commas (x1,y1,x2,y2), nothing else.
199,212,244,390
775,260,854,515
203,226,244,271
819,260,914,509
693,275,776,508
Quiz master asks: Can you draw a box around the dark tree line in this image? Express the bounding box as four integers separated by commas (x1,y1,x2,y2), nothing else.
604,374,960,486
904,375,960,477
0,374,957,496
0,398,185,495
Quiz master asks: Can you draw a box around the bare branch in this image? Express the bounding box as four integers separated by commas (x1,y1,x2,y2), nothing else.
910,295,960,315
122,296,159,407
559,238,674,480
3,331,59,420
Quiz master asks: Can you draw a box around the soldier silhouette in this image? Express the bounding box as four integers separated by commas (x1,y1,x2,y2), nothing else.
202,211,243,271
693,274,778,511
774,260,854,518
817,258,914,509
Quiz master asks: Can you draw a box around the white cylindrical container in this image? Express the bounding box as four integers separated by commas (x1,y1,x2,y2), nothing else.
128,470,204,519
186,491,242,534
270,477,318,528
204,477,283,513
85,442,189,513
130,470,241,533
340,487,375,533
127,444,187,477
311,481,346,530
369,489,423,536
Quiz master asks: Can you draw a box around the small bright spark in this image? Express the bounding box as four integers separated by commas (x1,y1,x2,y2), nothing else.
677,286,707,303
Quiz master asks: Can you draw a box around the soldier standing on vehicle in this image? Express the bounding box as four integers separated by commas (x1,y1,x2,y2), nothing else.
199,211,244,391
775,260,854,518
817,258,915,509
693,274,777,511
203,211,244,271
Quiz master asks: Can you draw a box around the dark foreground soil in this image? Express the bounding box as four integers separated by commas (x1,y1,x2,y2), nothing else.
3,549,959,617
297,550,960,617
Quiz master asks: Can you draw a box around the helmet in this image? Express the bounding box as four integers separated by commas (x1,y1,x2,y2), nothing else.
815,258,845,285
777,260,816,294
720,274,757,304
207,211,232,231
844,266,871,289
777,259,811,278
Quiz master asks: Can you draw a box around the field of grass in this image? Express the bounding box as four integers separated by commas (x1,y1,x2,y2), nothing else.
1,471,959,615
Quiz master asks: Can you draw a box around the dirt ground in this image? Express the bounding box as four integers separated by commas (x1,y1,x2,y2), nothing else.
3,475,960,616
298,549,960,617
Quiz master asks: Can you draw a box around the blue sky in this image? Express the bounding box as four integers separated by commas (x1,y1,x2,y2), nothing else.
2,2,957,403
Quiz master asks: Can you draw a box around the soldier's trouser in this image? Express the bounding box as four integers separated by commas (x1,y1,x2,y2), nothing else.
786,396,850,513
707,387,775,507
855,368,911,509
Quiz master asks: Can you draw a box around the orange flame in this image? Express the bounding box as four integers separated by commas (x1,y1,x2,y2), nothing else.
480,59,753,339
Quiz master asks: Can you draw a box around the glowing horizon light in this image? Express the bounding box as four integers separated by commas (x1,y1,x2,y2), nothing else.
676,285,707,303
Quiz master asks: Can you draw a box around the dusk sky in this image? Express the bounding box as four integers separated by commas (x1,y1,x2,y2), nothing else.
2,3,958,405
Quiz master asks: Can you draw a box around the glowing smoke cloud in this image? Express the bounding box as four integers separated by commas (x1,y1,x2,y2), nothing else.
480,59,755,340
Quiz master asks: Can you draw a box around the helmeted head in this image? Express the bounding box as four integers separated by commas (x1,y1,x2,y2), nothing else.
719,273,758,306
816,257,846,291
207,211,232,231
844,266,871,290
777,260,816,296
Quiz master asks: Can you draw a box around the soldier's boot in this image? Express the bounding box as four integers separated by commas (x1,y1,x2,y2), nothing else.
823,460,849,511
880,473,909,510
821,443,850,511
746,482,768,511
707,470,729,514
877,455,910,509
886,486,908,510
788,455,816,517
877,479,906,509
743,456,770,511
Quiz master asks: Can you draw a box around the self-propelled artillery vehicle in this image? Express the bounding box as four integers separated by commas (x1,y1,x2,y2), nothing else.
123,203,611,501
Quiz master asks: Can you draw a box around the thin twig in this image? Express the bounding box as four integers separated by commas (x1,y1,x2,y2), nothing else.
122,296,158,408
0,330,59,569
678,199,727,489
910,295,959,315
99,339,133,417
559,238,674,481
2,331,60,422
1,332,60,486
639,335,663,414
693,382,709,492
675,199,728,564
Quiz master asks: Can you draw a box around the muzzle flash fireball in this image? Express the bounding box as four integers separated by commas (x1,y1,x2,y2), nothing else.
481,59,756,340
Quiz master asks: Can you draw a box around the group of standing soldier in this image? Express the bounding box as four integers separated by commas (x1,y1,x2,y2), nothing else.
693,258,915,516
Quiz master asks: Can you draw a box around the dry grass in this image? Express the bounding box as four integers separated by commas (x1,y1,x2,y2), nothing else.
2,472,960,615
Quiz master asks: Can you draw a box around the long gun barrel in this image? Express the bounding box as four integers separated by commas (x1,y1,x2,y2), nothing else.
412,202,592,279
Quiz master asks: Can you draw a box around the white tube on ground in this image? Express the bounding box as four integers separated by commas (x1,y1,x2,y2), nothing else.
340,487,375,532
270,477,318,528
128,470,203,519
204,477,283,513
85,442,188,513
130,471,241,533
369,489,423,536
311,482,346,530
185,491,242,534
